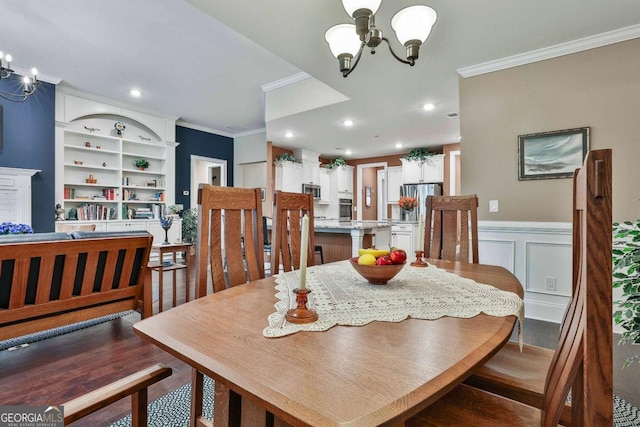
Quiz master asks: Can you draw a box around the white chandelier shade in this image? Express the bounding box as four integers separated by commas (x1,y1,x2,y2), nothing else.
325,24,362,59
391,5,438,45
341,0,382,17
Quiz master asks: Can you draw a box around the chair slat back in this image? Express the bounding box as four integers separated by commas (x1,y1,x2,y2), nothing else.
271,192,315,275
541,149,613,426
196,185,265,296
424,195,479,263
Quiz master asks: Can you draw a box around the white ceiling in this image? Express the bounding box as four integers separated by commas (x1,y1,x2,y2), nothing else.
2,0,640,158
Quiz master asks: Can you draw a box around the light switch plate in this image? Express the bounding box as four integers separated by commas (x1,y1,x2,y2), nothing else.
489,200,499,213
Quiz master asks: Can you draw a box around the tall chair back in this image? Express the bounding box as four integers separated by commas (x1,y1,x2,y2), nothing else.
271,191,315,274
195,185,265,296
407,150,613,426
424,194,479,263
547,148,612,425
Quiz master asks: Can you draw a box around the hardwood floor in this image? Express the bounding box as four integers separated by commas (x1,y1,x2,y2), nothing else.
1,269,638,425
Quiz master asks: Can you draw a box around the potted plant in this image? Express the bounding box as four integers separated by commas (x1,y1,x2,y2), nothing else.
0,222,34,235
612,219,640,367
403,148,435,163
181,207,198,245
274,153,296,165
134,159,150,170
327,157,347,169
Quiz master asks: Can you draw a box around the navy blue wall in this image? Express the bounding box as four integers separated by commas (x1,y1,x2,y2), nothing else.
0,77,55,232
175,125,233,210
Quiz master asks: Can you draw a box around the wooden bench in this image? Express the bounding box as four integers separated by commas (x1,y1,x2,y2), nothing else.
0,230,153,341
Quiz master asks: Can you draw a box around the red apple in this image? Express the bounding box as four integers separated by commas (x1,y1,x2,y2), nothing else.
389,248,407,264
376,255,393,265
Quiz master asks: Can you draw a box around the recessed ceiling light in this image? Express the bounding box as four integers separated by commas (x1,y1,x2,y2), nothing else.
130,89,142,97
345,149,352,155
395,142,403,149
285,131,294,138
422,103,435,111
343,119,354,127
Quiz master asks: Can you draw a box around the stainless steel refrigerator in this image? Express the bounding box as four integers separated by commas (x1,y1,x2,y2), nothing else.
400,183,442,221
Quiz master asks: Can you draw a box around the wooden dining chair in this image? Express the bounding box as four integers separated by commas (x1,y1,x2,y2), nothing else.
195,184,265,296
406,149,613,426
271,191,315,274
423,194,479,263
460,149,613,426
63,364,172,427
193,185,266,426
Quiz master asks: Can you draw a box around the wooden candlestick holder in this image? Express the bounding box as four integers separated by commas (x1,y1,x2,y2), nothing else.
410,250,428,267
285,288,318,324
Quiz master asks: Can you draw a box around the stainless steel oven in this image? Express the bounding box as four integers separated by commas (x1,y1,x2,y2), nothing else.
339,198,352,221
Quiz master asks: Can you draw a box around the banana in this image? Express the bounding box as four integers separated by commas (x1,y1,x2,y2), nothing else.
357,248,390,258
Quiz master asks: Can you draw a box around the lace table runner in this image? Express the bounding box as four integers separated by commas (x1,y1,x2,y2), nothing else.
263,261,524,347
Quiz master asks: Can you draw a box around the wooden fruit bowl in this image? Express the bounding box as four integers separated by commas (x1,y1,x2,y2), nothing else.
349,257,405,285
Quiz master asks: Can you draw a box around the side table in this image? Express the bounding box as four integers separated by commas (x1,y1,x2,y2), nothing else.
148,242,192,313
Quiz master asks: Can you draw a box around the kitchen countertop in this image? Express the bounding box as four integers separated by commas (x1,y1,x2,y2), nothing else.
313,219,416,232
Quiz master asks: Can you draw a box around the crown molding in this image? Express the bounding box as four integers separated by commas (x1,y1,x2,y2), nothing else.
57,85,180,122
176,120,266,139
261,72,311,93
458,23,640,78
12,66,62,84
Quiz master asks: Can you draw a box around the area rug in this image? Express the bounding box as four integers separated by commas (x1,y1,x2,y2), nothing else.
0,310,134,351
110,376,214,427
109,376,640,427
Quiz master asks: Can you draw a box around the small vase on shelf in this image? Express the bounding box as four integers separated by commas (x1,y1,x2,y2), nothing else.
159,216,173,245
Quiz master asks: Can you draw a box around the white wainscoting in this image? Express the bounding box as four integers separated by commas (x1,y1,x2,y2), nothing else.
478,221,573,325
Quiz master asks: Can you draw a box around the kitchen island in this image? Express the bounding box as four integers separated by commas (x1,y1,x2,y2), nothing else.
313,220,392,263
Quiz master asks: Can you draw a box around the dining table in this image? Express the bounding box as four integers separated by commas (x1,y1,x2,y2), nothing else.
133,258,524,427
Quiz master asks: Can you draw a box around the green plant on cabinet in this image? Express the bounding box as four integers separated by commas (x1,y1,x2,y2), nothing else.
402,148,435,163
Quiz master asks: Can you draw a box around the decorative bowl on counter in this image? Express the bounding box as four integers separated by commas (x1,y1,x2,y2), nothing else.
349,257,405,285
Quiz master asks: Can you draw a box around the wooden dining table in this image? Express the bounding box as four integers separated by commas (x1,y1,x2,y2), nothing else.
133,259,524,427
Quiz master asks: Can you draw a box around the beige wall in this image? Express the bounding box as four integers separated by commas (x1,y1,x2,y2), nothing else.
460,38,640,222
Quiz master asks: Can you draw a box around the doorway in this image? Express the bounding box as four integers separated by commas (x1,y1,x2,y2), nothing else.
190,155,227,208
356,162,388,221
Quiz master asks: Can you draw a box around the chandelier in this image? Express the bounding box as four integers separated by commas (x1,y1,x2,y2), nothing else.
0,51,39,102
325,0,437,77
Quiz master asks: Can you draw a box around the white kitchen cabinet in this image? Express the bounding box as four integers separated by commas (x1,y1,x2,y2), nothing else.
387,166,403,203
301,161,320,184
319,168,330,204
330,165,354,194
401,155,444,183
275,162,303,193
391,223,418,253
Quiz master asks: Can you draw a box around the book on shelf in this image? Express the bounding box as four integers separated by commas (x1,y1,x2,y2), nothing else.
76,203,111,221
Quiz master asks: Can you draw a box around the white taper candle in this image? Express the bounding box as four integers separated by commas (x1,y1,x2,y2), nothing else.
299,214,309,289
417,213,424,251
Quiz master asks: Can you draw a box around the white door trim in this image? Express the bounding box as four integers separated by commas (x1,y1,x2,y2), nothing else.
190,155,227,208
356,162,388,221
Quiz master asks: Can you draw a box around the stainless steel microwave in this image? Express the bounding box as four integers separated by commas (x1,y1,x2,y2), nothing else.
302,183,321,200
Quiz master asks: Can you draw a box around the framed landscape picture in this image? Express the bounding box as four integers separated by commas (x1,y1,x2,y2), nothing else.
518,127,590,180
